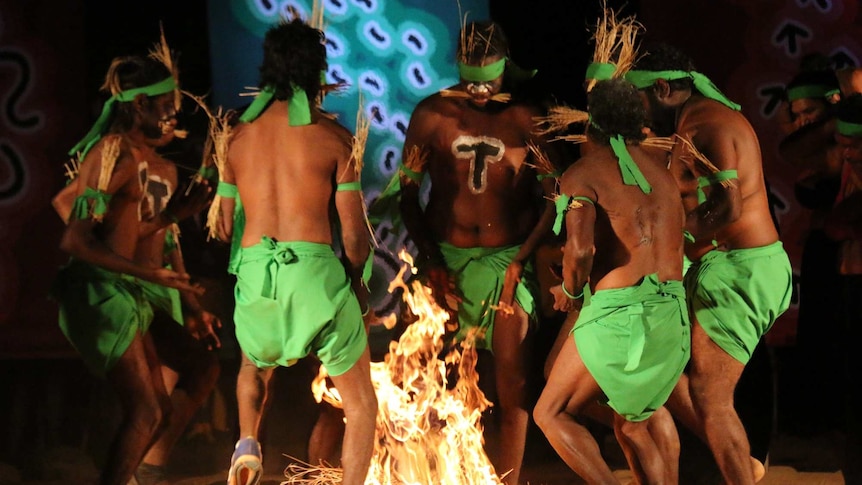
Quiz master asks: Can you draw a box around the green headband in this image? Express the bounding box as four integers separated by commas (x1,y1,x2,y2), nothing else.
585,62,616,81
837,119,862,137
458,57,507,82
624,69,741,111
68,76,177,157
239,84,312,126
787,84,839,101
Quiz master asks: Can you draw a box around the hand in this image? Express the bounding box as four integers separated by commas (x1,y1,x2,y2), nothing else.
185,309,222,350
148,267,206,295
163,177,213,223
362,307,377,330
500,260,524,306
425,263,460,314
550,285,583,313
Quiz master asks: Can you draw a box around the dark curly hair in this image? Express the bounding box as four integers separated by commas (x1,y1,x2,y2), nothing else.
634,42,696,93
259,19,326,102
785,69,839,99
836,93,862,125
102,56,173,133
457,20,509,64
586,78,646,145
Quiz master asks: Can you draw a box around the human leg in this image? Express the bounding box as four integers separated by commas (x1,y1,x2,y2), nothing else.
491,305,532,485
103,333,167,485
328,347,377,485
665,373,704,441
140,314,220,479
307,400,345,465
229,352,275,485
533,335,617,485
613,406,678,485
668,364,766,483
613,414,668,485
543,309,577,381
688,321,753,485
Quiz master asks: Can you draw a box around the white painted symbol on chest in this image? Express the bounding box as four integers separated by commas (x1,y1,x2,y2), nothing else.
451,135,505,194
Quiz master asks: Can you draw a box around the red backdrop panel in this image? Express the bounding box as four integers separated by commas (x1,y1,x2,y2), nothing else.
639,0,862,345
0,1,87,357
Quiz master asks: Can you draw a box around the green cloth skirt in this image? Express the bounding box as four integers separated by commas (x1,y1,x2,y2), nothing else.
51,259,154,377
574,274,690,422
685,241,792,364
233,237,367,376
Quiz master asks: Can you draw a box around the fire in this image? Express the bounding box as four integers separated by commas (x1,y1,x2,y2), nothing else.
293,249,503,484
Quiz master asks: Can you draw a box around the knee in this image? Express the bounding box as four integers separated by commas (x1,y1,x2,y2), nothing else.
532,399,555,433
128,396,166,436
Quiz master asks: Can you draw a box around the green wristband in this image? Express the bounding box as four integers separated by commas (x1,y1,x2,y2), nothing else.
561,282,583,300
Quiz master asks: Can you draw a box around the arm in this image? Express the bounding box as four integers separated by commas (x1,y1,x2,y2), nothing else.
166,238,221,349
60,152,201,293
549,169,596,313
398,105,459,312
684,127,743,239
501,132,563,305
398,107,441,266
52,178,80,224
217,152,237,242
334,144,372,322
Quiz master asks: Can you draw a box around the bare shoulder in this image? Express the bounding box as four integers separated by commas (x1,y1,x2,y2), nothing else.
686,98,752,133
559,150,608,195
314,113,354,154
405,92,453,141
412,91,455,118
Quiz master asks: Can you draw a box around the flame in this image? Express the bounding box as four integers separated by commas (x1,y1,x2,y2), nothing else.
298,249,502,484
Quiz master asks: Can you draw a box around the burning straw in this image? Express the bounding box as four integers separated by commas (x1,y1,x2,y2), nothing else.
290,250,503,485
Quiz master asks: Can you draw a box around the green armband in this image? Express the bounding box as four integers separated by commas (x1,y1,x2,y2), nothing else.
197,165,218,179
399,163,425,184
696,169,738,204
337,181,362,192
163,228,179,254
537,169,563,181
552,194,595,235
69,187,112,221
216,182,238,198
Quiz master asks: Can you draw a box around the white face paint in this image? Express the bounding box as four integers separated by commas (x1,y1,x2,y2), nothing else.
451,135,505,194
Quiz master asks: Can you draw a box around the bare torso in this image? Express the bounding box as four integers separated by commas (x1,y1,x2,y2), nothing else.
78,136,151,261
227,100,354,247
410,94,545,248
562,144,685,291
135,155,178,268
672,97,779,259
